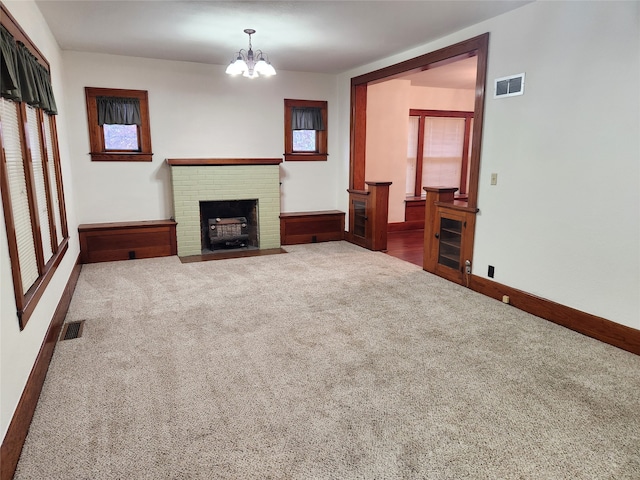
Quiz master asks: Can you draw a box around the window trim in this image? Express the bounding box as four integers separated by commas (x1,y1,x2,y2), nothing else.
85,87,153,162
284,99,328,161
409,109,474,198
1,4,69,329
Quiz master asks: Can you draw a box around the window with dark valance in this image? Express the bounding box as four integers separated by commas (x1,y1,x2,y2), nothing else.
0,24,57,114
284,99,328,161
85,87,153,161
0,10,69,329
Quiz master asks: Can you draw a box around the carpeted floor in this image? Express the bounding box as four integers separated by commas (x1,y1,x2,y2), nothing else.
14,241,640,479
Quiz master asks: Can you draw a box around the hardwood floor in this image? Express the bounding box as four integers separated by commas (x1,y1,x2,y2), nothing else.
385,229,424,267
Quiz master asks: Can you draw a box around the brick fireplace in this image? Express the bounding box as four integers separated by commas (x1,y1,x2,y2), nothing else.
167,158,282,257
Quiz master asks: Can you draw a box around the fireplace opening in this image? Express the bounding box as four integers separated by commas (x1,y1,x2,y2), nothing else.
199,200,258,253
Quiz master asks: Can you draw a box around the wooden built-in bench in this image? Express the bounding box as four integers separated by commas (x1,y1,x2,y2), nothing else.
78,220,177,264
280,210,345,245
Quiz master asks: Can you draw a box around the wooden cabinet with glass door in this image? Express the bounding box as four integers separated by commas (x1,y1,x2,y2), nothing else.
433,207,475,283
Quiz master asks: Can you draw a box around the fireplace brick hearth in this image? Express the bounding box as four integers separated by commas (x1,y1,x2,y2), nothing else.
168,158,282,256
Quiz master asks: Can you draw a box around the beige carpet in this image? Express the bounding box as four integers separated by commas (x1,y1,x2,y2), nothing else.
14,241,640,479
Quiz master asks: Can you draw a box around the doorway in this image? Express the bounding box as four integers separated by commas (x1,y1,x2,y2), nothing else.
349,34,489,280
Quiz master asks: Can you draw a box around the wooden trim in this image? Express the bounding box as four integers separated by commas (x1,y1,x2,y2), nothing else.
284,99,328,162
352,33,488,88
89,152,153,162
469,275,640,356
409,109,474,118
414,115,425,197
388,221,424,232
19,102,46,276
1,254,82,480
85,87,152,162
36,110,58,254
350,33,488,210
283,153,328,162
49,117,68,239
0,3,50,71
19,239,68,329
166,158,282,166
77,219,177,232
350,84,367,190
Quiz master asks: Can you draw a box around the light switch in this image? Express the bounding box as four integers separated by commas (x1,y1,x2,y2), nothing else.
490,173,498,185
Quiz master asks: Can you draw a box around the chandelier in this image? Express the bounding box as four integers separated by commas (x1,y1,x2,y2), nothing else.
225,29,276,78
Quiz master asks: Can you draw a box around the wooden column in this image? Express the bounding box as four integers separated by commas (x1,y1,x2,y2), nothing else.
366,181,392,251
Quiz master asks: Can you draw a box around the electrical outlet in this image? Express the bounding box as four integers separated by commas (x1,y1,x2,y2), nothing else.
490,173,498,185
488,265,495,278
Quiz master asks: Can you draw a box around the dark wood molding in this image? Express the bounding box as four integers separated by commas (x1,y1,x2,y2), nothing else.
350,32,488,210
85,87,153,163
388,221,424,232
19,239,69,329
166,158,282,166
349,84,367,190
469,275,640,356
1,254,82,480
284,99,328,162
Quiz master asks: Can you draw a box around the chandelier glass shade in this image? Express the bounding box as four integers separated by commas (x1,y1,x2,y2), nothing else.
225,29,276,78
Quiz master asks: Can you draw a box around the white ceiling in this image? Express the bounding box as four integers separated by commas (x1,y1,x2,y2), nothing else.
35,0,532,76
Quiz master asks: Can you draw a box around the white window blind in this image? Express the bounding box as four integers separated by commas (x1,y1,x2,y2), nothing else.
422,117,465,190
406,116,419,196
26,105,54,263
1,98,39,290
43,113,63,245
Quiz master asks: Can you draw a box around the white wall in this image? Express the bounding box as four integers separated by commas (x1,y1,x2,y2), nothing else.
366,80,475,223
339,0,640,329
62,52,342,223
1,1,79,441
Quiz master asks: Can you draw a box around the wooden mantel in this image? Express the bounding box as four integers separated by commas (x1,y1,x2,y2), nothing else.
166,158,282,166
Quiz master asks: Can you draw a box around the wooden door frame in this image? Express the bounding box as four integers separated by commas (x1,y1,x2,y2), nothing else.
349,33,489,211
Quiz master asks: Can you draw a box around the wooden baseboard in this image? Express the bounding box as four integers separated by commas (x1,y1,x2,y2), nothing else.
388,221,424,232
1,255,82,480
470,275,640,356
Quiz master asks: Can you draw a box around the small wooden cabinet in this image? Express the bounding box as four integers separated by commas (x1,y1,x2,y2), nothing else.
346,181,392,251
423,187,477,284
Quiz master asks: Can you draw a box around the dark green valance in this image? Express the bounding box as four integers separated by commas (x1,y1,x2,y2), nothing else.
97,96,141,125
291,107,324,131
0,24,58,115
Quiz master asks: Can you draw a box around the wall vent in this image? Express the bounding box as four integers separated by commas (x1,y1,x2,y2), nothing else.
494,73,525,98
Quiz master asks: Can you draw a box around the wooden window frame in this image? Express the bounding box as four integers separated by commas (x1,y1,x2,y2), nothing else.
284,99,328,161
85,87,153,162
409,109,474,198
0,4,69,329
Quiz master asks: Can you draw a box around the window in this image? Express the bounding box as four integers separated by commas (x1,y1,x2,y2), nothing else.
284,99,327,161
1,8,69,329
85,87,153,162
407,109,473,198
